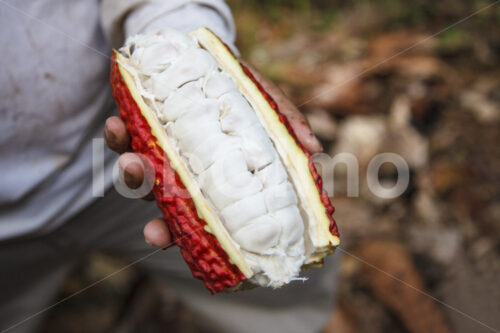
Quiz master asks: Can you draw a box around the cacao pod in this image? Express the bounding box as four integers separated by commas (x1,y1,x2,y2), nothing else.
110,27,339,293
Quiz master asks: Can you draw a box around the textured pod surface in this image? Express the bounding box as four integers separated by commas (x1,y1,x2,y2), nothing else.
110,27,340,293
111,55,247,293
239,63,339,238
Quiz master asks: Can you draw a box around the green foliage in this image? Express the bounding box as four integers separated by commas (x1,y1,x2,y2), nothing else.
438,27,469,51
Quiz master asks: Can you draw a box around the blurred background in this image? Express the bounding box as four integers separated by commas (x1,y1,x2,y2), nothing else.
42,0,500,332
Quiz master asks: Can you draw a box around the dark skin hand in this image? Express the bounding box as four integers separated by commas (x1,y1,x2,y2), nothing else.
104,61,322,248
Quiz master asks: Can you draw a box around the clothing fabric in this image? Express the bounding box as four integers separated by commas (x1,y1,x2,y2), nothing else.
0,188,339,333
0,0,235,241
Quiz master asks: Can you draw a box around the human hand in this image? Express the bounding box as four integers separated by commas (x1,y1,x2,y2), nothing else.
104,116,172,248
104,62,322,248
239,60,323,154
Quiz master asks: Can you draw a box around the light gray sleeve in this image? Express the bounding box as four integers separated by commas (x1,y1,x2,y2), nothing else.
100,0,236,51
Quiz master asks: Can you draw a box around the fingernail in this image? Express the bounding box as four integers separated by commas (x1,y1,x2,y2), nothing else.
124,169,142,189
107,129,117,144
311,133,323,153
317,141,324,153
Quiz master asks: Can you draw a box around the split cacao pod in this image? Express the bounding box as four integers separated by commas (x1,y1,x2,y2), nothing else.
110,27,339,293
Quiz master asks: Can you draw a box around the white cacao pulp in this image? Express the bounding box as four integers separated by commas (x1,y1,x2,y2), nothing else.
119,29,311,287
